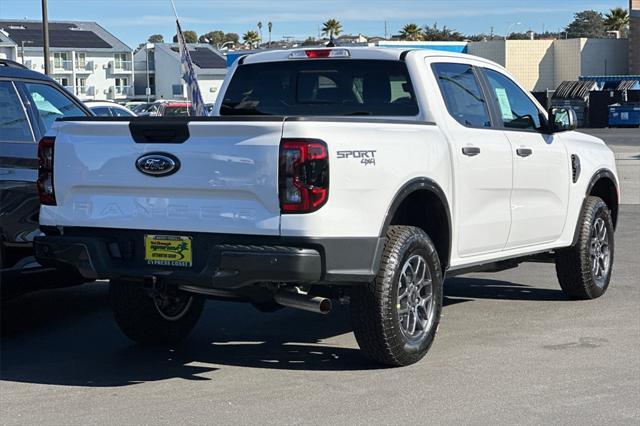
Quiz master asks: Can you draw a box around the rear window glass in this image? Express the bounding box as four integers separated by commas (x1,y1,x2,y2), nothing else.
0,81,33,142
221,59,419,116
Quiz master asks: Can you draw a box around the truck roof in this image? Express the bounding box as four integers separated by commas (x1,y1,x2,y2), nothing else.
239,46,477,65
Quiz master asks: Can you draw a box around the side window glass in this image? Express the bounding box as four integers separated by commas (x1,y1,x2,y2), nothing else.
432,63,491,128
91,107,112,117
111,107,134,117
484,68,542,130
0,82,33,142
23,82,86,133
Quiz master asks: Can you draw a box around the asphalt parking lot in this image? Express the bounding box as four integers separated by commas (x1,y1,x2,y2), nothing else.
1,129,638,425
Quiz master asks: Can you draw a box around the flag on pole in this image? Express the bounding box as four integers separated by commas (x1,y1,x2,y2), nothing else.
175,19,206,116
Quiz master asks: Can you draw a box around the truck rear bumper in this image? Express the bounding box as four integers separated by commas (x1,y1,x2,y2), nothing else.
34,228,382,289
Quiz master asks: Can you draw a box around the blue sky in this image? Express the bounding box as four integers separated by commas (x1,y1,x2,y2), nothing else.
0,0,627,47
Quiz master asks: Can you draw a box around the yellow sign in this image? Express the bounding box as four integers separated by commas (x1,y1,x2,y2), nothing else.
144,235,192,267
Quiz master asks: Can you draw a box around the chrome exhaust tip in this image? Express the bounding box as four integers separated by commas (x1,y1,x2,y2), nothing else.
274,290,332,315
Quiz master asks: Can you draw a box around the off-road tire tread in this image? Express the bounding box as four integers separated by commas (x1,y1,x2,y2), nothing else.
555,196,613,300
110,279,204,345
350,225,442,366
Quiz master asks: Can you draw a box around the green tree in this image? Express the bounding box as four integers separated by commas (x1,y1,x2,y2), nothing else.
565,10,606,38
322,18,343,38
243,30,260,48
302,37,319,46
604,7,630,35
399,23,423,41
224,33,240,45
422,23,464,41
199,30,225,45
173,30,198,43
148,34,164,43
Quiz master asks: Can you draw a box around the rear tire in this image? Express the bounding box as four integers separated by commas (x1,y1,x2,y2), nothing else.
350,225,443,367
555,196,614,300
110,280,204,345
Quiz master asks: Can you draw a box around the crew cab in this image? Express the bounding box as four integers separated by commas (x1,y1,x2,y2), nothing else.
0,59,91,299
34,48,619,366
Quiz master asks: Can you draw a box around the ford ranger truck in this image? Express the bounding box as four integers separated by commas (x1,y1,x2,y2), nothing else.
34,48,619,366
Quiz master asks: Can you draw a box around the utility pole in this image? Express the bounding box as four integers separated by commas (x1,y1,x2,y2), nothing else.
42,0,50,75
384,21,388,39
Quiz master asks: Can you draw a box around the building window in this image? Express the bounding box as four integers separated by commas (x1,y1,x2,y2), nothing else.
114,53,128,70
172,84,184,96
75,52,86,69
75,77,87,94
115,77,129,95
53,52,70,69
55,77,70,90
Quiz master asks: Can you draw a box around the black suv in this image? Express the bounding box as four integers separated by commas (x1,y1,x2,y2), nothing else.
0,59,92,299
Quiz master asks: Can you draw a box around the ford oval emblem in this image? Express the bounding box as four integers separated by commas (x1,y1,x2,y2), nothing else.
135,153,180,177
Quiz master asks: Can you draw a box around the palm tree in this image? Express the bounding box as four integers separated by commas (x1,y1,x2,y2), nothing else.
322,18,343,38
604,7,629,35
268,21,273,48
400,23,423,41
257,21,263,46
243,30,260,49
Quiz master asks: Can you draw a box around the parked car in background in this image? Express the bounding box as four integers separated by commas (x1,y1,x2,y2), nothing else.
130,102,153,114
85,100,136,117
0,59,92,299
124,101,146,111
136,100,192,117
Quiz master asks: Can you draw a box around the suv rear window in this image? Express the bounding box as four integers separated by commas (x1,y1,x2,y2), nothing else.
221,60,419,116
0,81,33,142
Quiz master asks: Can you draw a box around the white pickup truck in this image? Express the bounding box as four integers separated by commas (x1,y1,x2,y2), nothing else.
34,48,619,366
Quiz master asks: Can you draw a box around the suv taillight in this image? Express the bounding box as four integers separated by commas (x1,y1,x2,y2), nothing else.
37,136,56,205
279,138,329,213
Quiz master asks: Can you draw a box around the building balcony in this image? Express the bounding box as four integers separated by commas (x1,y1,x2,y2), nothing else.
75,61,94,72
75,86,94,96
52,60,73,72
108,60,133,72
109,85,133,98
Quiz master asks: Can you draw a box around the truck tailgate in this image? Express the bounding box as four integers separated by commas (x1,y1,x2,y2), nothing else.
40,118,284,235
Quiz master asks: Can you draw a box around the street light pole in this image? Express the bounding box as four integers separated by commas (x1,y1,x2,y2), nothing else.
504,22,522,40
42,0,50,75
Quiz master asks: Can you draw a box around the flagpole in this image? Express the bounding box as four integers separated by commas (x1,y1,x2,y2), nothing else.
170,0,179,21
171,0,188,116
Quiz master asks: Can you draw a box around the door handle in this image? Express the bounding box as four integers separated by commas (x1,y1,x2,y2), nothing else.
462,146,481,156
516,148,533,157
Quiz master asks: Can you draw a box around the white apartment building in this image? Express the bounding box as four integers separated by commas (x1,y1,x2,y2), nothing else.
0,20,133,101
133,43,227,103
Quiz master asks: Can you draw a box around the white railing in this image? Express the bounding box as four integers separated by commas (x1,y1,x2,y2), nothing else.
111,60,133,71
52,59,73,71
112,85,132,97
75,61,93,71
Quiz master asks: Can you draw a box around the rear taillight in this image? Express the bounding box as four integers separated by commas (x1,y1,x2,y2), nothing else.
279,138,329,213
37,136,56,205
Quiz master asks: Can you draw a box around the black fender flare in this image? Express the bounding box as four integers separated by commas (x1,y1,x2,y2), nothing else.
571,168,619,246
379,177,452,268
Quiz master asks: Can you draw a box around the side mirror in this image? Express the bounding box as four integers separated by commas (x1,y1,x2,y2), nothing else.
548,107,577,133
